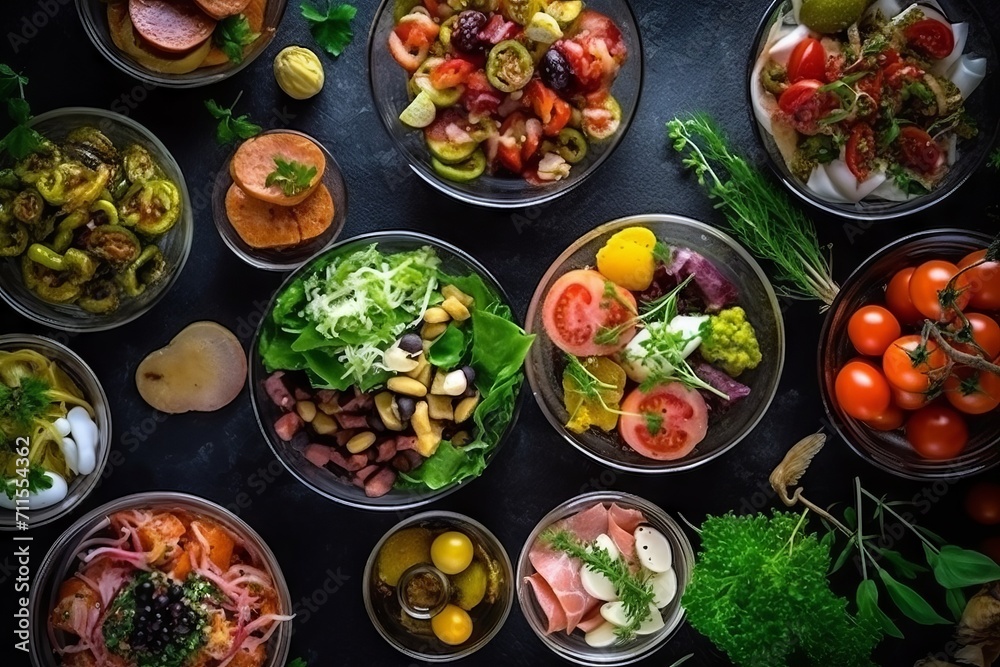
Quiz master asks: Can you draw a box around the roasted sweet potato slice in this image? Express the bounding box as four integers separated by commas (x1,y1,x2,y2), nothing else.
244,0,266,31
190,519,236,569
129,0,216,54
230,133,326,206
192,0,250,20
225,182,334,249
50,578,100,634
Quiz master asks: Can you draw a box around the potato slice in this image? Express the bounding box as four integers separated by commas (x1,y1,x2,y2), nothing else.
136,321,247,413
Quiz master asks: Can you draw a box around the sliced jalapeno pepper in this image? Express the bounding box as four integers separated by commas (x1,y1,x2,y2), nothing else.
77,279,121,314
11,189,43,225
487,40,534,92
0,219,28,257
121,143,163,185
80,224,141,270
117,245,167,297
36,161,108,210
552,128,588,163
26,244,97,285
21,255,82,304
89,199,119,225
14,141,61,185
431,148,486,182
504,0,542,24
51,210,89,253
118,179,181,236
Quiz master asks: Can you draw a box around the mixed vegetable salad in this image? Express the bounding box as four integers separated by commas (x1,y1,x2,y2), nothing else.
752,0,986,203
540,226,763,461
258,242,533,497
0,348,99,512
389,0,628,184
48,507,292,667
834,245,1000,461
1,126,180,313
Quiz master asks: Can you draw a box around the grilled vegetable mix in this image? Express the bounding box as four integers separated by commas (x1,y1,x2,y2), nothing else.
259,243,533,496
540,226,763,462
1,125,180,313
388,0,628,184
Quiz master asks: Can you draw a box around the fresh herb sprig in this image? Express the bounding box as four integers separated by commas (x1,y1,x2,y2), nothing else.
2,463,52,500
542,528,655,640
214,15,260,64
266,157,317,196
667,114,840,307
204,92,261,146
300,1,357,57
989,148,1000,170
0,64,42,160
0,376,51,429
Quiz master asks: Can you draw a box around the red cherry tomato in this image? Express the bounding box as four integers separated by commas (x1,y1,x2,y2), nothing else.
618,384,709,461
788,38,827,83
958,249,1000,311
905,404,969,460
846,123,876,181
777,79,836,132
909,260,972,321
965,483,1000,525
952,313,1000,360
898,126,945,175
944,367,1000,415
848,305,901,356
541,269,637,357
864,404,905,431
835,359,892,421
885,267,924,325
429,58,476,89
904,18,956,60
893,385,932,411
883,335,947,393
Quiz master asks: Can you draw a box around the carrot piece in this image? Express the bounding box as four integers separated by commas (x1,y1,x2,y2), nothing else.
192,519,236,569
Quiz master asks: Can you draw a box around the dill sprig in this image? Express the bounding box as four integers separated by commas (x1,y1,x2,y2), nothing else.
541,528,655,640
0,375,51,429
667,114,840,307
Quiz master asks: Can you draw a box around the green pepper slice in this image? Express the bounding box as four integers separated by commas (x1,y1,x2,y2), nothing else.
26,245,98,285
431,148,486,182
51,210,89,253
121,143,163,185
80,225,141,270
487,40,534,92
14,141,61,185
11,189,43,225
77,279,121,314
21,254,83,304
118,179,181,236
117,245,167,297
552,128,588,164
35,161,109,210
0,219,28,257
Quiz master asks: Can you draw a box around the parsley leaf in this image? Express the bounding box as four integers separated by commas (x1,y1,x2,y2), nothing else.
989,148,1000,170
0,376,50,429
301,1,357,57
214,14,260,64
2,464,53,500
204,93,261,146
0,64,42,160
265,157,318,196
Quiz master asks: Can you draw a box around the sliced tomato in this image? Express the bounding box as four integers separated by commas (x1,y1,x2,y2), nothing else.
884,62,925,89
541,269,637,356
430,58,476,90
846,123,876,181
497,139,523,172
498,111,542,168
461,70,502,116
618,383,709,461
778,79,837,133
524,80,557,122
788,38,827,83
556,38,603,92
904,19,955,60
897,126,944,175
856,69,883,119
545,99,572,135
876,47,901,70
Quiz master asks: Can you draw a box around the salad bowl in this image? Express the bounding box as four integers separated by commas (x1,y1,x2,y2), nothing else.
367,0,644,208
525,214,785,474
748,0,999,221
250,230,530,510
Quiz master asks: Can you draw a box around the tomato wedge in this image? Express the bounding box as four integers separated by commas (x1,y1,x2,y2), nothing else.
846,123,876,181
498,111,542,171
541,269,637,356
430,58,475,89
618,383,709,461
788,38,827,83
897,126,944,175
904,19,955,60
778,79,836,133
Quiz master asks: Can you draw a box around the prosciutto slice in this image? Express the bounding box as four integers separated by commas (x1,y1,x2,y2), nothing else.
524,573,568,633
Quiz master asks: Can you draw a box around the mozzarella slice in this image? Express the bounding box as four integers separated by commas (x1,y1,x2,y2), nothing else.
948,54,987,99
635,525,673,573
619,315,708,384
600,601,630,627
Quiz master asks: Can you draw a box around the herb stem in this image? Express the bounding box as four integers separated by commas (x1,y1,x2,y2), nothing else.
860,487,939,554
855,477,867,581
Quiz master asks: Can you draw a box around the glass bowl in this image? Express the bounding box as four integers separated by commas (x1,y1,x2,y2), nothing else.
249,230,524,510
748,0,999,221
75,0,288,88
27,491,293,667
818,228,999,480
366,0,643,208
212,129,349,271
363,510,513,662
0,107,193,332
0,335,112,530
516,491,693,666
524,214,785,473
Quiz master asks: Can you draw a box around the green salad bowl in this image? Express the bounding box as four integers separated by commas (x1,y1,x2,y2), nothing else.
249,230,530,511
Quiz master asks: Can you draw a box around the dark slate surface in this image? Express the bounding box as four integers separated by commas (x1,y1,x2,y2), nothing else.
2,0,1000,665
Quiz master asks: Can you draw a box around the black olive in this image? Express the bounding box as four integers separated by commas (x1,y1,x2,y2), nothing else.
461,365,476,386
395,396,416,420
368,412,386,432
176,624,190,635
171,602,184,617
540,48,572,93
398,333,423,354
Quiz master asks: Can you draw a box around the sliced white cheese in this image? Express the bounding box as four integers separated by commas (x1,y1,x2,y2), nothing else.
584,622,619,648
768,24,814,66
948,54,987,100
824,159,889,202
649,568,678,608
635,604,666,636
806,164,852,203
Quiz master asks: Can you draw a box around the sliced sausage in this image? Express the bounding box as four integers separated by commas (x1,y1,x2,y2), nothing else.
376,438,397,463
129,0,216,54
264,371,294,408
273,412,302,441
230,133,326,206
364,467,397,498
303,444,332,467
335,411,369,430
192,0,251,21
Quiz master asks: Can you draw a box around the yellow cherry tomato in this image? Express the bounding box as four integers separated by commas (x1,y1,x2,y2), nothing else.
430,531,474,575
431,604,474,645
595,226,658,291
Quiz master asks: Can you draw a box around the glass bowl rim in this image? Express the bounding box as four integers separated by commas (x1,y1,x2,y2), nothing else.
249,229,525,510
745,0,1000,221
523,213,786,473
361,509,515,662
364,0,646,209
